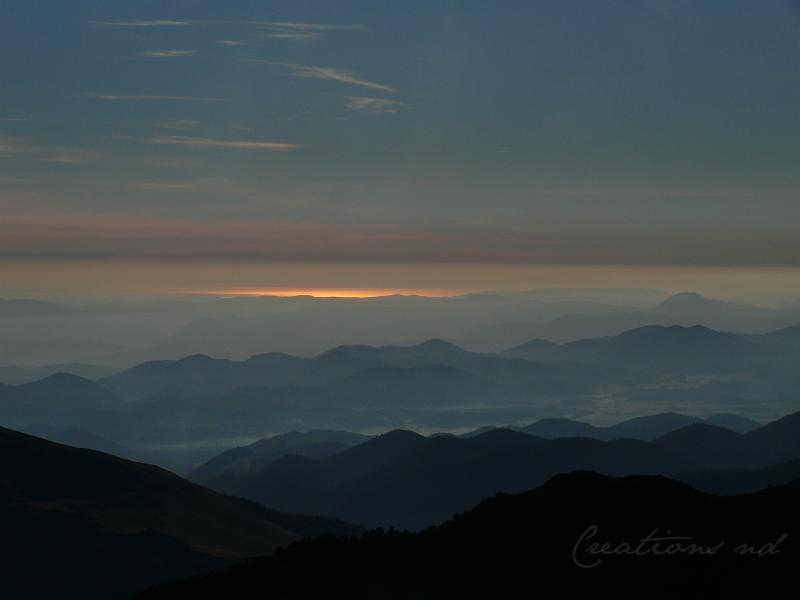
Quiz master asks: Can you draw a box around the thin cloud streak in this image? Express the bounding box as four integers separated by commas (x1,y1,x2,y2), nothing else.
93,19,367,31
262,22,368,32
138,50,197,58
248,61,395,93
148,136,300,151
261,32,322,43
346,97,407,114
257,22,368,42
81,93,230,102
92,20,190,27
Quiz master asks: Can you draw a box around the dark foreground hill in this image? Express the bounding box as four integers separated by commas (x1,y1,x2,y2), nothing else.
139,472,800,599
0,427,359,600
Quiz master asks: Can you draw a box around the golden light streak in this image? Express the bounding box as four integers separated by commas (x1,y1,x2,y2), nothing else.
189,288,468,299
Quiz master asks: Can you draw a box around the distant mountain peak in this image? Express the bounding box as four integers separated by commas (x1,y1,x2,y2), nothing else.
619,324,721,338
416,338,462,351
36,371,94,385
316,344,373,360
374,429,427,443
668,291,706,300
177,353,218,364
656,291,723,312
245,351,298,363
19,372,121,407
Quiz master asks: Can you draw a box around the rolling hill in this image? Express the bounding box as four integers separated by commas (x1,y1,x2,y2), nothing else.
0,427,360,599
196,411,800,530
207,428,693,529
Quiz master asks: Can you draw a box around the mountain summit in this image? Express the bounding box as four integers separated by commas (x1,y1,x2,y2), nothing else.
656,291,724,312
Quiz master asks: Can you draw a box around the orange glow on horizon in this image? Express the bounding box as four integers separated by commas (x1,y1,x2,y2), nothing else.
187,288,471,299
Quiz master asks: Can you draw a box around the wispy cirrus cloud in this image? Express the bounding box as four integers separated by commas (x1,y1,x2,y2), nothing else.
261,32,322,43
93,19,366,31
92,20,190,27
247,61,395,93
148,136,300,151
138,49,197,58
93,19,366,46
346,97,407,114
81,93,230,102
258,22,368,43
262,22,368,32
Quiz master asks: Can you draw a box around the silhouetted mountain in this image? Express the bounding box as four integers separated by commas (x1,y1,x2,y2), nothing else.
677,460,800,495
189,430,370,485
654,424,759,469
139,472,800,599
495,290,800,346
754,325,800,347
655,292,785,328
652,291,795,334
99,354,247,400
521,417,602,438
11,324,796,467
656,291,730,314
0,427,360,599
505,325,765,373
213,428,692,529
459,425,503,438
0,373,121,427
520,412,761,441
704,413,761,433
0,362,119,385
100,339,487,400
522,310,677,343
492,338,560,360
20,372,120,407
747,411,800,461
650,412,800,470
196,410,800,530
2,290,797,366
606,412,701,440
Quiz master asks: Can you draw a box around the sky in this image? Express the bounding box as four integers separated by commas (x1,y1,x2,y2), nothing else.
1,0,800,299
